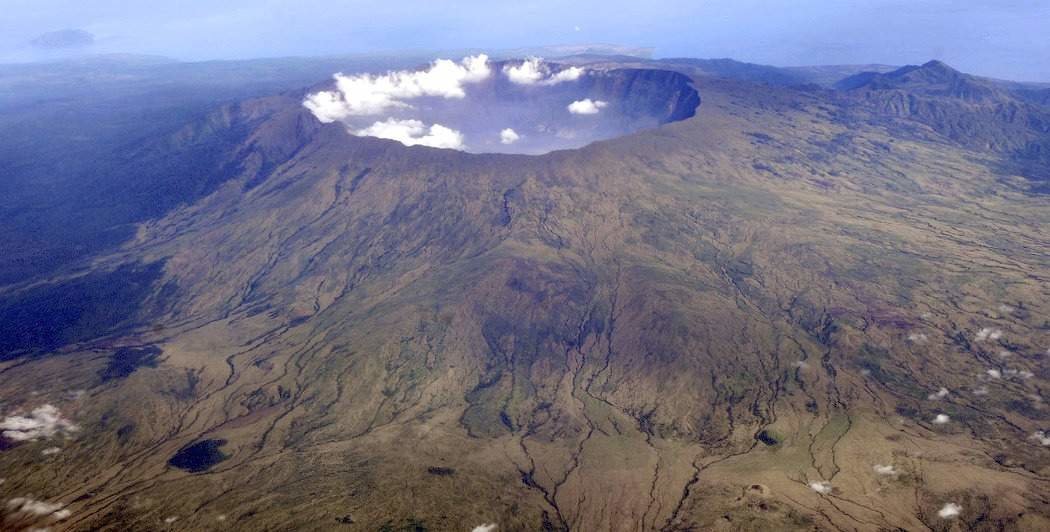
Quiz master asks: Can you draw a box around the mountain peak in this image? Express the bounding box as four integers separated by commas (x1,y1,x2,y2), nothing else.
920,59,955,71
908,59,962,81
882,59,963,85
836,59,1006,103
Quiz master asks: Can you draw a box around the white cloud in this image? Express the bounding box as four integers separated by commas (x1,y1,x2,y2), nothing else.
6,497,70,520
164,516,179,524
927,387,949,400
792,360,809,369
472,525,498,532
499,128,520,145
0,405,78,442
1032,431,1050,446
303,54,491,122
548,68,584,84
503,58,584,86
41,447,61,456
998,304,1015,315
975,327,1002,341
504,58,545,84
808,481,832,494
999,368,1033,379
568,99,608,115
354,118,464,150
873,464,898,475
937,502,962,518
973,385,989,395
986,369,1002,379
908,333,928,343
932,413,950,425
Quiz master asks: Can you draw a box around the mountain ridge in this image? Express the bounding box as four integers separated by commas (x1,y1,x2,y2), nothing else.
833,60,1050,184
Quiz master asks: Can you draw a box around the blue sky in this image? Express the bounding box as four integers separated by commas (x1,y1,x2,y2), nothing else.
2,0,1048,81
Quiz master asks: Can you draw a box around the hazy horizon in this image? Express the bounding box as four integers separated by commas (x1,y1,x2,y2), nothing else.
2,1,1049,82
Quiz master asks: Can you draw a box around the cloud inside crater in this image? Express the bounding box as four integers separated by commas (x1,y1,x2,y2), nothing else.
304,54,492,122
354,118,464,149
500,128,520,145
568,99,607,115
504,58,583,85
302,54,622,153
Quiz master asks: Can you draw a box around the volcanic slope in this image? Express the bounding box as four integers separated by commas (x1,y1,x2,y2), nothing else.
1,62,1049,531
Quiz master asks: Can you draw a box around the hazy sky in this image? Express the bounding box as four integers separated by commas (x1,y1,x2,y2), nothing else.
2,0,1048,81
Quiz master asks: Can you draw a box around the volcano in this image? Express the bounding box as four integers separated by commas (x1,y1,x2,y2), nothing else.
0,54,1048,531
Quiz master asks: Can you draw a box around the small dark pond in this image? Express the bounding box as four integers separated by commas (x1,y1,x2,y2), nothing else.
167,439,228,473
